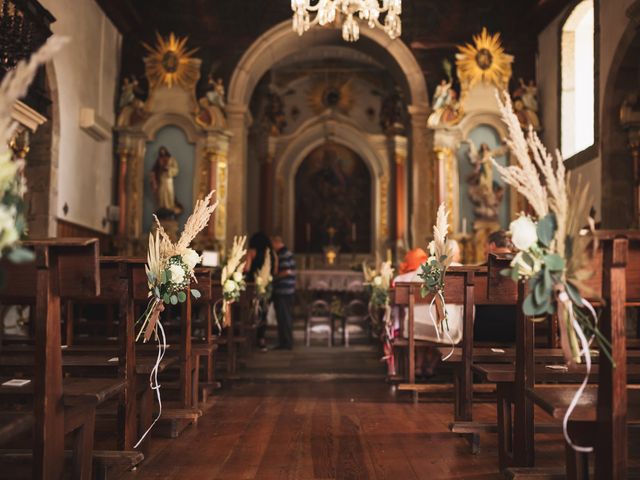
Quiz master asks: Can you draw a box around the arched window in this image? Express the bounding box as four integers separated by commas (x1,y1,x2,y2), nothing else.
561,0,595,159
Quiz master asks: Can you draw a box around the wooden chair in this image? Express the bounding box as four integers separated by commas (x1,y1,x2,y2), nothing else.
342,299,370,347
305,299,333,347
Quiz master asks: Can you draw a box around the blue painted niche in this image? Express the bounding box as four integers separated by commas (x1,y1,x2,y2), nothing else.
456,124,510,230
143,125,195,233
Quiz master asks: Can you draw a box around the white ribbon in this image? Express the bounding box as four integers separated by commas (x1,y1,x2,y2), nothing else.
559,291,596,453
428,290,455,361
134,316,167,448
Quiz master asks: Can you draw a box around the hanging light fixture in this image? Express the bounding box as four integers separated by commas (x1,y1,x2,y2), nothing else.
291,0,402,42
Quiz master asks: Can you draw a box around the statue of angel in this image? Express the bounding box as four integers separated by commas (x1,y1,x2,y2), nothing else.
463,139,509,221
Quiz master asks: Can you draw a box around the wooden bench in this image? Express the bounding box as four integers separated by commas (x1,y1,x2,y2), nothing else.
481,232,640,477
0,239,130,479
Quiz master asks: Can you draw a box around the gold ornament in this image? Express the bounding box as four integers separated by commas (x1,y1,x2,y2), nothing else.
455,28,513,93
143,32,200,89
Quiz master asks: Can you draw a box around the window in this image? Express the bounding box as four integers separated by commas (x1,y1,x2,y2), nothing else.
561,0,595,159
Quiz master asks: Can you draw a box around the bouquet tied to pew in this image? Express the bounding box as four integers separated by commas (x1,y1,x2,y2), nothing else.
217,235,247,327
492,91,608,367
253,247,273,317
363,259,394,371
137,191,218,342
418,202,455,341
362,259,394,333
0,36,68,269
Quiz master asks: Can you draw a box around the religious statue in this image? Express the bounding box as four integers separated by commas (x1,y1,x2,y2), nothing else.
117,75,147,127
379,87,406,134
195,74,227,129
264,88,287,136
512,78,541,131
150,146,183,217
464,139,508,222
432,78,452,111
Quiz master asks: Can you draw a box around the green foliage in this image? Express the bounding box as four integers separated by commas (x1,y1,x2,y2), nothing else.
191,289,201,299
418,256,447,298
536,213,557,247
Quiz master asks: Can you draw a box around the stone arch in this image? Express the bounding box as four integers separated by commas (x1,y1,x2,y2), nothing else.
274,116,388,250
225,20,432,245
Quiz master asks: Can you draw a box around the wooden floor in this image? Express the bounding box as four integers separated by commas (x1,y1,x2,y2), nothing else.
117,343,579,480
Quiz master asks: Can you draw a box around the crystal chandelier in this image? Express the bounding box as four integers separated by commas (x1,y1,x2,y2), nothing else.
291,0,402,42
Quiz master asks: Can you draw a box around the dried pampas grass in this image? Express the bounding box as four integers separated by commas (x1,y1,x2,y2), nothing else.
432,202,454,268
222,235,247,284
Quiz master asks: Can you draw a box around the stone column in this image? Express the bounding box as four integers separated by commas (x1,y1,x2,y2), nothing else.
628,129,640,227
116,147,129,237
225,103,252,247
408,104,435,247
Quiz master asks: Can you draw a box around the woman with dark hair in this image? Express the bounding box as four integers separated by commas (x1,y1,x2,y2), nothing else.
245,232,275,352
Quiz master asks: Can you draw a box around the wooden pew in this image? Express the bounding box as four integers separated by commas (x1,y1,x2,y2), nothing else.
191,267,219,403
211,278,246,379
475,232,640,475
0,239,129,479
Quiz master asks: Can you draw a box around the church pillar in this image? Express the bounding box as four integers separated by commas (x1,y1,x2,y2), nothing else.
203,131,231,246
259,154,274,233
393,137,408,247
408,104,435,247
225,103,251,246
628,129,640,227
116,147,129,237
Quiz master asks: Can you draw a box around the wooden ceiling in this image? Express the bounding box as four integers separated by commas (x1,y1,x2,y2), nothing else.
96,0,575,98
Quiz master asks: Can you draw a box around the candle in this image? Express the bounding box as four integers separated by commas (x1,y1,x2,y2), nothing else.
386,248,392,263
351,222,357,242
462,217,467,234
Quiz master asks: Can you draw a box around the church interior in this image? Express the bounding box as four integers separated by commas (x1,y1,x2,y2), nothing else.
0,0,640,478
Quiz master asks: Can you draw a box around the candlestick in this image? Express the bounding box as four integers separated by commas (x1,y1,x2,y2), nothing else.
386,248,392,263
462,217,467,234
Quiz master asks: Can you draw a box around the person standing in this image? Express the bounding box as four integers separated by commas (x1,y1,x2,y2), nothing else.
270,235,296,350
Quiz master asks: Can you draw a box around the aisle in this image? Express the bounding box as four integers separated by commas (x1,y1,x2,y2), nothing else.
117,345,561,480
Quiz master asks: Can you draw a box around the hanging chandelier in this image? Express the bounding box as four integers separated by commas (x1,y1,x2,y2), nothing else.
291,0,402,42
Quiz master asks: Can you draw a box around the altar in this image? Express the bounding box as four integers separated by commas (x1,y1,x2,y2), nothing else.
297,269,365,292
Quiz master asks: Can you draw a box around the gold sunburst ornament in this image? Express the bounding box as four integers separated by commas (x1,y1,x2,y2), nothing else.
455,28,513,93
143,32,200,89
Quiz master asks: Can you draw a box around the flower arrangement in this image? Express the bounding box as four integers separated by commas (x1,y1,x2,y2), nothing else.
136,191,217,342
493,91,603,453
218,235,247,326
134,190,217,447
418,202,455,339
0,36,68,265
363,259,394,372
492,91,605,365
254,248,273,302
362,259,394,314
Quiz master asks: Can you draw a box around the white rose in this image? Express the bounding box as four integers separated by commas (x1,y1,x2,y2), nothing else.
255,277,264,286
0,205,18,250
181,248,201,270
223,279,237,293
233,271,244,283
509,216,538,251
373,275,382,286
168,264,185,284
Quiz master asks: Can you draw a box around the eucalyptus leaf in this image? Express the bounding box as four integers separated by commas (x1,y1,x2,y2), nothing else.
161,270,168,284
500,268,511,277
565,281,583,307
543,253,565,272
7,247,35,263
191,289,201,299
533,275,547,305
170,294,178,305
177,291,187,303
537,214,557,247
163,293,171,304
523,292,548,316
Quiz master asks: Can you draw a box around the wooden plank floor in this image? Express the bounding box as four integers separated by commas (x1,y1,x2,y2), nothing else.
116,342,583,479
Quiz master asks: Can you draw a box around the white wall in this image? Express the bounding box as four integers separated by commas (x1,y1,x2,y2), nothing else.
537,0,635,220
40,0,121,233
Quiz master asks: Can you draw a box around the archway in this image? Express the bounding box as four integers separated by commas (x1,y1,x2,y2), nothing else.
225,20,433,247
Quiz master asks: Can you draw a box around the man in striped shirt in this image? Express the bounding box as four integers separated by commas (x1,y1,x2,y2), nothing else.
271,235,296,350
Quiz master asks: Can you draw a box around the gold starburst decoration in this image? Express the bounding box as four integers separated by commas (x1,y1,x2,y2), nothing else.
143,32,200,89
307,75,355,115
455,28,513,93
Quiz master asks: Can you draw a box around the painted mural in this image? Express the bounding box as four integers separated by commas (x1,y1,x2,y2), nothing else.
294,143,372,254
